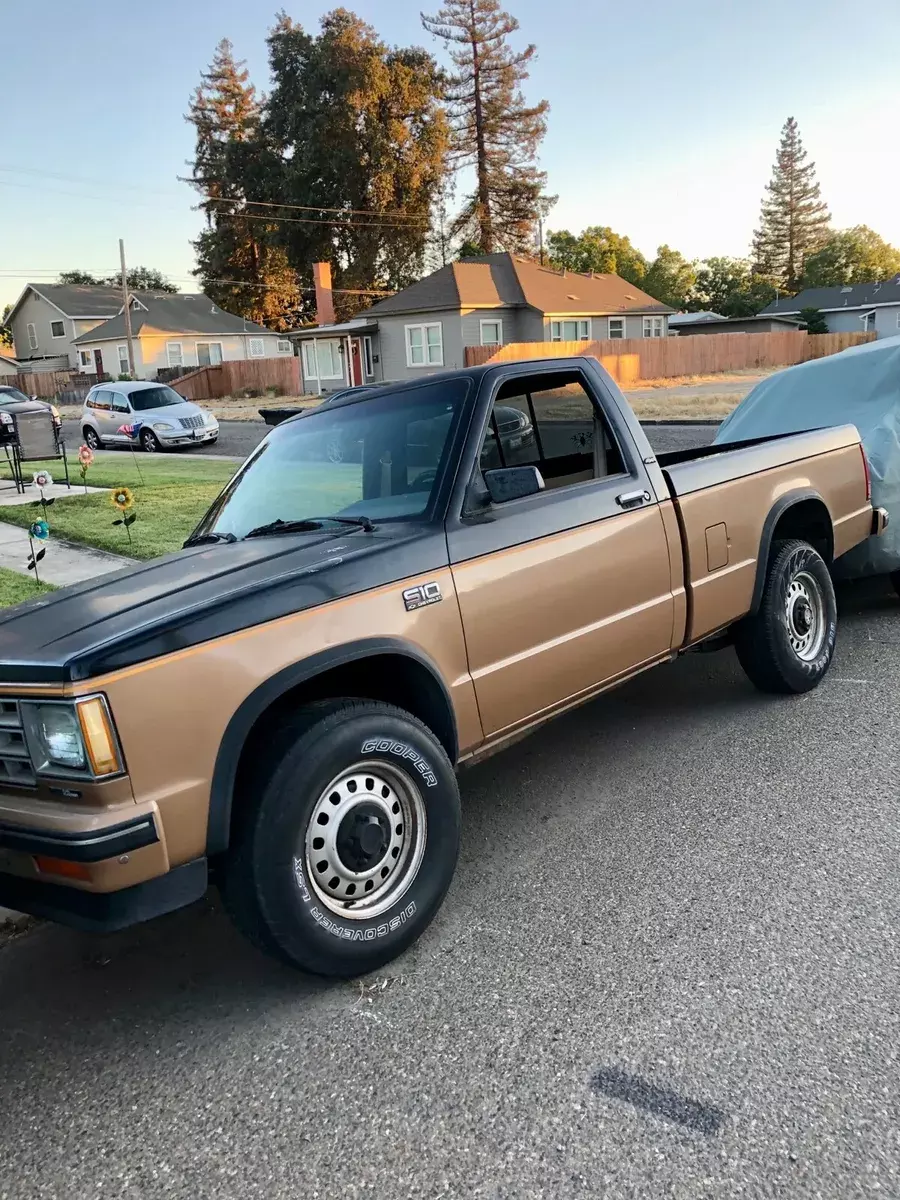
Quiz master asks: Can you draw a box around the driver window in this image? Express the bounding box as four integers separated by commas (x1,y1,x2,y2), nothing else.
111,393,130,413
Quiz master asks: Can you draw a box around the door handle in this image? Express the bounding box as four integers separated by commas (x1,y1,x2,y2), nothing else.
616,489,651,509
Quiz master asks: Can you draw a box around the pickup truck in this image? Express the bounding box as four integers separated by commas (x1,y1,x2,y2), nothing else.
0,357,884,977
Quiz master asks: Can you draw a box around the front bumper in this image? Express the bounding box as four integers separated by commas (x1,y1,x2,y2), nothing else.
0,812,158,863
158,426,218,447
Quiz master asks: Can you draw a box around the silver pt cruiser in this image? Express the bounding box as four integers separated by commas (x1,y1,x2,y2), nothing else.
81,381,219,453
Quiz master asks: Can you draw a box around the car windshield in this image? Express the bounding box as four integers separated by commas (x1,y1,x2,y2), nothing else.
195,378,468,540
128,386,185,412
0,387,31,405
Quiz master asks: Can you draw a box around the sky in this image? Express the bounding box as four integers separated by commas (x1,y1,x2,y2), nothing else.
2,0,900,309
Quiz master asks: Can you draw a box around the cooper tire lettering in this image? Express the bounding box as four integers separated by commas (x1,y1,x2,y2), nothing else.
360,737,438,787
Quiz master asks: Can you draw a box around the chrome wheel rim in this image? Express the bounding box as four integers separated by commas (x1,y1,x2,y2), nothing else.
786,570,825,661
142,434,158,453
303,760,426,919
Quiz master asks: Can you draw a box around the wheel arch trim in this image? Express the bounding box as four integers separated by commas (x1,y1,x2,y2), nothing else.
749,489,833,616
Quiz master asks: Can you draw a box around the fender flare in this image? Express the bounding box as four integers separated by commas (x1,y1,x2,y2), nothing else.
748,489,833,616
206,637,458,856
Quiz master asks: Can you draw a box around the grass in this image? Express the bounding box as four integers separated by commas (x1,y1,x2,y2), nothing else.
0,566,56,609
627,393,742,420
1,452,238,561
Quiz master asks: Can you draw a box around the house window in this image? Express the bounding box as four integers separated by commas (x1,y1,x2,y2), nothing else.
550,319,590,342
608,317,625,339
79,350,93,368
166,342,183,367
301,338,343,382
276,338,292,354
197,342,223,366
50,320,65,339
480,318,503,347
248,337,265,358
27,323,38,350
405,322,443,367
642,316,665,338
117,344,130,374
363,336,374,377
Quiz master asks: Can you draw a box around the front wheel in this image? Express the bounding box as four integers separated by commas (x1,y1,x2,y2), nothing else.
220,699,460,977
139,429,162,454
735,539,837,694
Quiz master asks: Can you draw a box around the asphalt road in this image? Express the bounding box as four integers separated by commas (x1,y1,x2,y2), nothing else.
61,418,718,461
2,578,899,1198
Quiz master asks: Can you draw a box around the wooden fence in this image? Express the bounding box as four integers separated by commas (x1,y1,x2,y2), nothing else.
170,357,300,401
464,330,875,384
6,370,86,399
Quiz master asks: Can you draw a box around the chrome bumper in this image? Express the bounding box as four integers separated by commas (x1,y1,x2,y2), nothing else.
872,507,889,537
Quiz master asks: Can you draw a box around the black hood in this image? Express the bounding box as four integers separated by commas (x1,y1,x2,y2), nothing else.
0,524,448,683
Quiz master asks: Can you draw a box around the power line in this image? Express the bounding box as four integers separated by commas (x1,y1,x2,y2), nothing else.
0,269,394,296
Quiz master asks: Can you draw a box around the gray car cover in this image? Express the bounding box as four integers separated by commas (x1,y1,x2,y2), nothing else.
714,335,900,578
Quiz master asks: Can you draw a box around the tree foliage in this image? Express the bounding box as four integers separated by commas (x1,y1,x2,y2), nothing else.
0,304,12,350
55,267,177,292
57,270,102,285
642,245,696,310
422,0,549,254
546,226,647,284
801,225,900,288
690,256,778,318
798,307,828,334
752,117,830,290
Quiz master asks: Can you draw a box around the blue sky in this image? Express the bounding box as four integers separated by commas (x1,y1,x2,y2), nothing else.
2,0,899,308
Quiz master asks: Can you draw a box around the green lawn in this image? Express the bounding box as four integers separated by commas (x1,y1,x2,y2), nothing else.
0,566,56,609
1,452,238,561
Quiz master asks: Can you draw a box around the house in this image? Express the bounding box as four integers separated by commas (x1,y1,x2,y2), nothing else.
760,277,900,338
669,312,803,335
4,284,128,369
0,353,21,378
293,252,674,394
71,293,293,380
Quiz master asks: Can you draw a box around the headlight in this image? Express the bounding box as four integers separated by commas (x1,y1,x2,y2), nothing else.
152,422,174,431
21,697,123,778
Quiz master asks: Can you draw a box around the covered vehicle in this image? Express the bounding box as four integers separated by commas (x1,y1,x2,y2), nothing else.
715,336,900,579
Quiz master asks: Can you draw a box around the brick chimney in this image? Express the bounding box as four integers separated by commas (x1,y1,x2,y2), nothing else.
313,261,335,326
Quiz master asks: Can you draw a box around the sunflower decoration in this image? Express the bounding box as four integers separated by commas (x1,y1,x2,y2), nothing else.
77,444,94,494
26,519,50,583
110,486,137,545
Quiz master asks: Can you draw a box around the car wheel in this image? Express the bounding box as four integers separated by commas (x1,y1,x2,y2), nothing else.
734,539,837,694
140,429,161,454
83,426,102,450
220,699,460,977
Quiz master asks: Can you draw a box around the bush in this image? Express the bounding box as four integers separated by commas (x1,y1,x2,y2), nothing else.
265,384,285,397
242,387,261,399
117,372,132,381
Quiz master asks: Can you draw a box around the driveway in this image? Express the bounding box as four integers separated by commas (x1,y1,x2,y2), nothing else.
1,579,898,1198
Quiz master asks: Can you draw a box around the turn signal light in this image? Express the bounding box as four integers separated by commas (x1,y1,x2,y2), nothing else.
34,856,92,882
77,697,121,776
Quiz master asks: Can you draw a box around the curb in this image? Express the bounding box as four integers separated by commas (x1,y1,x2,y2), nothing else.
639,419,722,427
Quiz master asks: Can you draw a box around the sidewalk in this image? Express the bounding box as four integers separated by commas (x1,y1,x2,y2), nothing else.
0,520,133,586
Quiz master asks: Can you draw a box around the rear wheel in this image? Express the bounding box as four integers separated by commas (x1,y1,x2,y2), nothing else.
220,699,460,977
735,539,836,694
83,426,102,450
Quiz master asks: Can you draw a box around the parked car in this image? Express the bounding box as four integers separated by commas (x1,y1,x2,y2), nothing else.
81,380,219,453
258,383,385,429
0,356,883,978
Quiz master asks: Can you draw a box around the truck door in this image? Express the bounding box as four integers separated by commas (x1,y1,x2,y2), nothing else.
447,366,675,738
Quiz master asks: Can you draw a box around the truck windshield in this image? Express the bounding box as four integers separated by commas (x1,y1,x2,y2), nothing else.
196,379,469,540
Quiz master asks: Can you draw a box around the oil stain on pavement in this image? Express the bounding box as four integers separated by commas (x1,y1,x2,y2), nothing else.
590,1065,726,1135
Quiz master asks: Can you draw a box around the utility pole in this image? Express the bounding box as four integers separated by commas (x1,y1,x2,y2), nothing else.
119,238,136,377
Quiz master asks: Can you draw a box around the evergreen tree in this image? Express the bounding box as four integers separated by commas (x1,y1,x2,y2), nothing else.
752,117,830,290
1,304,12,350
422,0,549,254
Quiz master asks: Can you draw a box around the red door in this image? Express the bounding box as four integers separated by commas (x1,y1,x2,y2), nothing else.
94,349,104,379
349,338,363,386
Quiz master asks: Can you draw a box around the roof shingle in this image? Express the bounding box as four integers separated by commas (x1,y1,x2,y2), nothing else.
761,276,900,315
73,294,273,344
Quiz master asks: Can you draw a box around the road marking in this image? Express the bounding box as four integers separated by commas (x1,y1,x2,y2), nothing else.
590,1066,725,1135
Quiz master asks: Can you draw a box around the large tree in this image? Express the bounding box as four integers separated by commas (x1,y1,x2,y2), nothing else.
422,0,549,254
56,267,178,292
752,116,830,290
546,226,647,285
264,10,449,319
690,256,777,317
642,245,696,310
801,225,900,288
0,304,12,350
57,270,101,285
186,38,303,329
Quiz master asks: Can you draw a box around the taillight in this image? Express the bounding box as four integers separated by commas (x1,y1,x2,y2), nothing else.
860,443,871,502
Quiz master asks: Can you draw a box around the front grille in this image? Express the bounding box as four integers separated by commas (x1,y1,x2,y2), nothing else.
178,415,205,430
0,701,34,789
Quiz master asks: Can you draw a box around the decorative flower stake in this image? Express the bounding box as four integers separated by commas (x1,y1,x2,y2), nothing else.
27,519,49,584
77,444,94,494
31,470,55,522
110,486,137,546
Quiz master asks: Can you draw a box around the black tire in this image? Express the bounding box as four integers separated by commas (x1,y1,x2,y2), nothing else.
735,538,837,694
890,571,900,599
140,429,162,453
220,699,460,977
83,426,102,450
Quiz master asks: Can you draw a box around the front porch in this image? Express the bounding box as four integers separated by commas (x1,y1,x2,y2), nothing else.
292,320,380,394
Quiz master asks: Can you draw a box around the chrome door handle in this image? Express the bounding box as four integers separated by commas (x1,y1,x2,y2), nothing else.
616,489,651,509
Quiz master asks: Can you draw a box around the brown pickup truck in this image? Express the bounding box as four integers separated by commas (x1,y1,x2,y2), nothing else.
0,357,885,976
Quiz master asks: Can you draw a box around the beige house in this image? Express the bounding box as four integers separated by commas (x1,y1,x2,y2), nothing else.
72,293,293,380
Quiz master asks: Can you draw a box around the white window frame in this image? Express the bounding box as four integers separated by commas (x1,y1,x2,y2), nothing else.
861,311,876,332
405,322,443,368
27,322,38,350
50,320,66,339
301,340,318,384
608,317,626,340
276,338,292,354
196,341,223,366
166,341,183,367
549,319,590,342
79,349,93,368
642,316,665,338
301,337,344,382
247,337,265,358
117,344,130,373
479,317,503,347
363,335,374,376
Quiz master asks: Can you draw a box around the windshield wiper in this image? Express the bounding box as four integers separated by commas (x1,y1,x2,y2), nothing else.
184,531,237,547
243,515,376,540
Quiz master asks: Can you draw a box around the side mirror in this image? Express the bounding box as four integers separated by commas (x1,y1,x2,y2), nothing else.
483,465,545,504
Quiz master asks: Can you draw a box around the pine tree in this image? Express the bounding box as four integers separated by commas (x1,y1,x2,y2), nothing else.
752,117,830,291
422,0,549,254
185,39,302,329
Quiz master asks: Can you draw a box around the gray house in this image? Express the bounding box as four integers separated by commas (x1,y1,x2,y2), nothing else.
4,283,127,369
760,277,900,339
669,312,802,335
293,252,674,394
